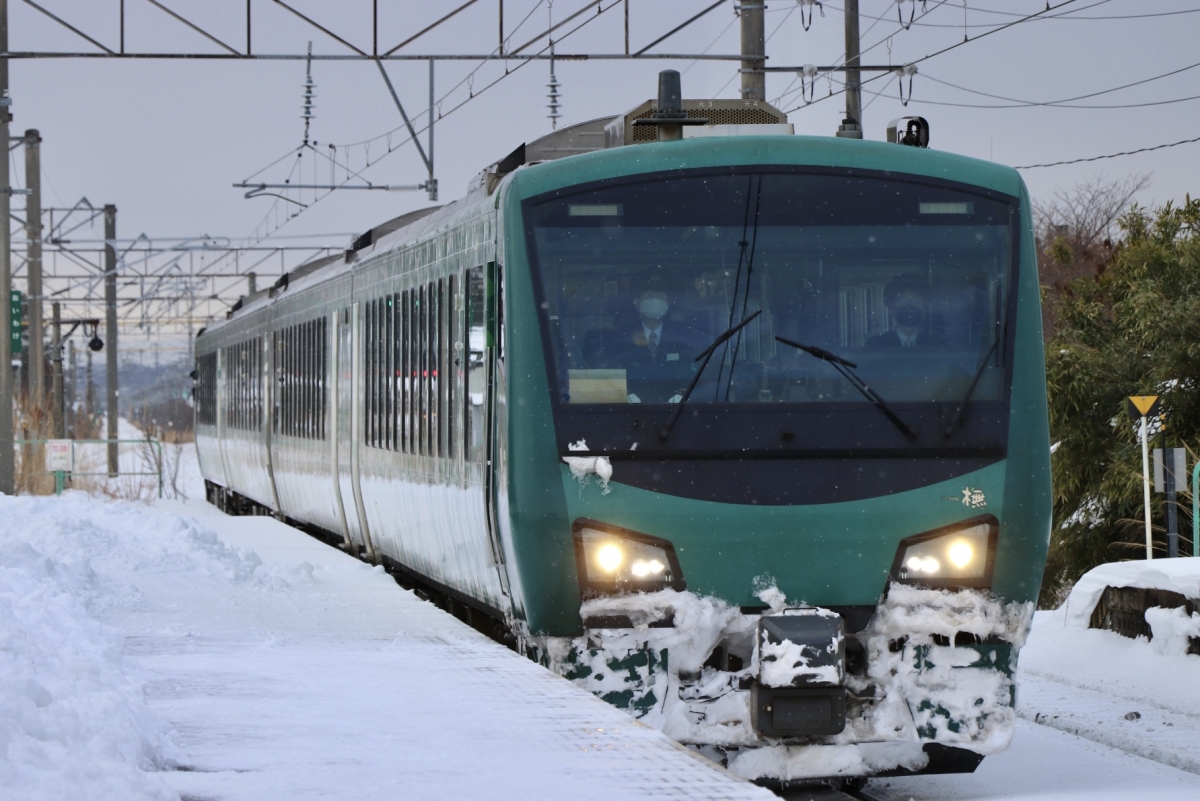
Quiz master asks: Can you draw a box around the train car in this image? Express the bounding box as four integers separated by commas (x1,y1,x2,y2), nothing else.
195,73,1051,785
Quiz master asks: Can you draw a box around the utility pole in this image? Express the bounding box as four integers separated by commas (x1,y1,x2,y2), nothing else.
0,0,13,494
50,301,62,438
66,339,75,436
837,0,864,138
104,204,118,476
739,1,765,101
247,272,256,295
25,129,42,406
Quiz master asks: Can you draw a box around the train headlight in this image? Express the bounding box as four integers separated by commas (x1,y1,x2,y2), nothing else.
891,516,998,589
574,518,685,596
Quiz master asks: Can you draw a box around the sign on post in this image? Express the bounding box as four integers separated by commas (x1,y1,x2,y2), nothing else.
1153,447,1188,558
1127,395,1161,420
1128,395,1161,560
45,439,71,472
9,290,22,355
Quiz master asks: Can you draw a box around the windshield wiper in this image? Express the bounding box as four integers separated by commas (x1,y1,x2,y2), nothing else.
659,310,762,443
774,336,917,441
943,339,998,438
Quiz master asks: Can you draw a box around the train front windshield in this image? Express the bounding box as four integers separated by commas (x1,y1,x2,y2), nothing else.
526,170,1014,409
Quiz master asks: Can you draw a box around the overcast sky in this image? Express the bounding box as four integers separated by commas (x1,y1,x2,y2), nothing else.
10,0,1200,254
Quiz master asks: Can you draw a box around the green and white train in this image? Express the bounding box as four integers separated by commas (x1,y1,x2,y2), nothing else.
195,79,1051,784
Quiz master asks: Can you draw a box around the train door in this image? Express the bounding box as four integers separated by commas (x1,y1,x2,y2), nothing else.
262,333,281,513
486,262,512,598
468,264,510,600
335,304,375,558
216,345,233,486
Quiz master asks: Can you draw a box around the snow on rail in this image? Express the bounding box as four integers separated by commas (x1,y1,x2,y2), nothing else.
0,493,772,801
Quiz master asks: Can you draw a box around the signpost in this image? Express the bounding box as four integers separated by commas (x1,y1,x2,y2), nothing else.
1127,395,1161,559
9,289,21,355
44,438,70,495
1153,447,1188,558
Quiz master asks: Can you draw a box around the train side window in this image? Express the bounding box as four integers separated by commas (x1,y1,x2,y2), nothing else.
419,284,428,456
386,295,395,451
280,328,288,436
362,304,370,445
305,321,313,439
297,323,304,438
375,297,385,448
400,289,409,453
496,264,505,362
466,266,486,463
297,324,303,437
447,273,459,462
437,277,448,458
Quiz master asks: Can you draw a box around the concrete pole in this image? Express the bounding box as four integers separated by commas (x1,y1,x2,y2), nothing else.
86,346,93,424
247,271,256,295
25,129,41,406
105,204,118,475
837,0,864,138
50,301,62,438
66,339,75,436
739,1,766,102
1141,415,1153,559
0,0,13,494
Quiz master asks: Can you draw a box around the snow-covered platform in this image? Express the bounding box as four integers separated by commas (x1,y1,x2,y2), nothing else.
7,491,1200,801
0,494,773,801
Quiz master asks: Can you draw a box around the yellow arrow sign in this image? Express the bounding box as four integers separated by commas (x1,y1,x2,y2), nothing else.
1128,395,1160,416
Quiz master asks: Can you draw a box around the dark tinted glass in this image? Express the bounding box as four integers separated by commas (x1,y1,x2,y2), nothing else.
528,171,1012,406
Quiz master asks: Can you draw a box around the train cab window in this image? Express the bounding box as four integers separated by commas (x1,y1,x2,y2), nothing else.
527,171,1014,411
196,352,217,426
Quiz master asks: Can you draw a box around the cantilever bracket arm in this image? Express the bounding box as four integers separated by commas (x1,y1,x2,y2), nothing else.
374,59,433,175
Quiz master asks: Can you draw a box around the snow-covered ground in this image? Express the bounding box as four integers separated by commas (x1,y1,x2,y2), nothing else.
3,445,1200,800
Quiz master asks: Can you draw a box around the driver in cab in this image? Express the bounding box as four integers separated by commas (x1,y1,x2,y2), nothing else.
866,274,945,350
615,288,704,403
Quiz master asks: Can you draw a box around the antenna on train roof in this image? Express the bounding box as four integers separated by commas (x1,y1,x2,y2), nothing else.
631,71,707,142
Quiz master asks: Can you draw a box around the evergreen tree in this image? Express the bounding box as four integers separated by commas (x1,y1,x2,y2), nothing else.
1043,196,1200,606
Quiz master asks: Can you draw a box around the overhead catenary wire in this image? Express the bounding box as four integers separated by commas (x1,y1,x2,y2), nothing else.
915,59,1200,108
237,0,624,248
1015,134,1200,169
781,0,1089,114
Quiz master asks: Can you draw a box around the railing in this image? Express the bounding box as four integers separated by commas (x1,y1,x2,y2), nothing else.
16,438,164,498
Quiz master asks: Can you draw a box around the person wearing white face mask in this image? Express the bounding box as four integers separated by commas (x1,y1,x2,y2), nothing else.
613,287,705,403
866,274,945,350
634,290,670,360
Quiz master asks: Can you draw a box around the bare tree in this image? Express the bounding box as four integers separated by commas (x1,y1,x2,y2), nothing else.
1035,173,1151,339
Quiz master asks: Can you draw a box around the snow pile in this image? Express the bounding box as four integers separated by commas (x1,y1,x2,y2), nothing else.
758,608,844,688
0,492,320,800
562,439,613,494
1144,606,1200,657
0,531,178,800
861,585,1033,755
1063,558,1200,629
726,741,928,783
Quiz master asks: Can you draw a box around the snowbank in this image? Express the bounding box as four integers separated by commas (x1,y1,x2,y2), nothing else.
0,507,179,800
1063,558,1200,629
0,492,317,800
